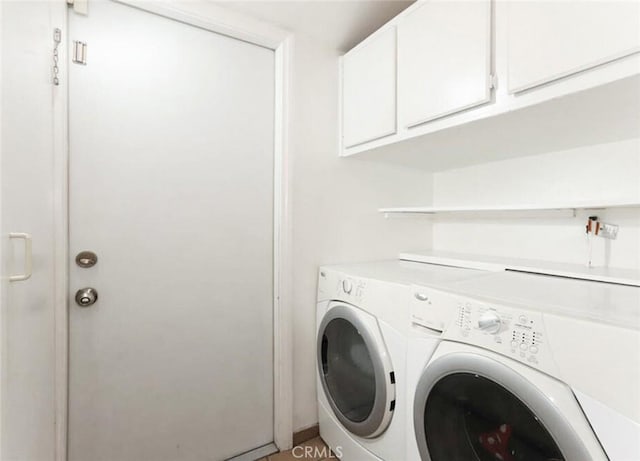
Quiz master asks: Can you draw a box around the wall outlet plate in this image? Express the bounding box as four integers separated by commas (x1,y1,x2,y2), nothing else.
599,223,619,240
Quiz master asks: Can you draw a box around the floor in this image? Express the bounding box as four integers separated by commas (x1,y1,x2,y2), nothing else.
259,437,336,461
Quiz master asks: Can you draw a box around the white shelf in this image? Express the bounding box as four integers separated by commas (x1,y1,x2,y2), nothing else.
399,249,640,287
380,199,640,216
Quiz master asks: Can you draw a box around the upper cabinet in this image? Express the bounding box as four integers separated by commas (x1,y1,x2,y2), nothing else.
398,0,492,128
507,1,640,94
342,27,397,149
339,0,640,169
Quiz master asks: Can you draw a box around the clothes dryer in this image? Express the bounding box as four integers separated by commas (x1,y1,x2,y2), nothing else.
316,261,488,461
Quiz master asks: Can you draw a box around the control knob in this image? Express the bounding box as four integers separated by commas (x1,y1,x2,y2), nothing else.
478,311,501,334
342,279,353,294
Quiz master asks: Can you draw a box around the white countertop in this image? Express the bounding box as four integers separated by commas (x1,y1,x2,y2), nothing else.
321,260,490,288
322,259,640,330
445,271,640,330
399,249,640,287
321,259,640,329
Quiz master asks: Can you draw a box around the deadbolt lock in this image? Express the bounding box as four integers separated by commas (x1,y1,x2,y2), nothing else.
75,287,98,307
76,250,98,268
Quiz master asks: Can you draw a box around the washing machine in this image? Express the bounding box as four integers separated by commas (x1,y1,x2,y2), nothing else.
406,271,640,461
316,261,489,461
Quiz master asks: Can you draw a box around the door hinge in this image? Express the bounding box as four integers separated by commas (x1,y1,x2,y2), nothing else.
53,28,62,86
67,0,88,15
73,41,87,65
489,74,498,90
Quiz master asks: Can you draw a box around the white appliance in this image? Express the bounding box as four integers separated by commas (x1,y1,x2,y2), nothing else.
316,261,488,461
407,271,640,461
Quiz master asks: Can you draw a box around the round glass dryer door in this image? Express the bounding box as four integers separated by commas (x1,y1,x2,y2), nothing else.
317,304,395,438
414,353,594,461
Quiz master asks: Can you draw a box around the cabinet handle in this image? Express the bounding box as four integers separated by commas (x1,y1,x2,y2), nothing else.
9,233,32,282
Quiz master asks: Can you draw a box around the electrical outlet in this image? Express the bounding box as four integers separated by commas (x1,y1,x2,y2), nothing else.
598,223,619,240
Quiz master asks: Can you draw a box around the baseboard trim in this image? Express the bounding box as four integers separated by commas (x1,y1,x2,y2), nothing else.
225,443,278,461
292,424,320,446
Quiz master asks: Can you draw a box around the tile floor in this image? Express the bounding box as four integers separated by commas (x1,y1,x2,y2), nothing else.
258,437,336,461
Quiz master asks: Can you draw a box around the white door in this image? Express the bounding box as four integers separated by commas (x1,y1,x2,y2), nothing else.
398,0,491,128
507,1,640,93
67,3,275,460
342,27,397,149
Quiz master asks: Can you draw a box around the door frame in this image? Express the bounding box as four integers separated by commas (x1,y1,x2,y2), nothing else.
52,2,294,460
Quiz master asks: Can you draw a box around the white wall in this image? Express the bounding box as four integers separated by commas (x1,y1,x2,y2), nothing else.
1,2,61,460
289,35,433,430
432,138,640,270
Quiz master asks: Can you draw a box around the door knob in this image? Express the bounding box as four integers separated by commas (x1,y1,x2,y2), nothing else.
75,287,98,307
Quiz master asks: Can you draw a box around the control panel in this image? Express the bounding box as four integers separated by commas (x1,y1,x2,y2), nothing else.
336,275,367,303
318,267,412,335
317,269,367,303
443,295,557,375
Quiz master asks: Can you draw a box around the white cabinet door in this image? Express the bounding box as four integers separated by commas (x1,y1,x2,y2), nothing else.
342,27,397,148
508,1,640,94
398,0,492,129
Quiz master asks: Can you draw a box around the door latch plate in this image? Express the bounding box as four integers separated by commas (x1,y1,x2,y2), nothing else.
73,41,87,65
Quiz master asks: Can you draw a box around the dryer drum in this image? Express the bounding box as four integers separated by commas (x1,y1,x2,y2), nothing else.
321,319,376,422
317,304,395,438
